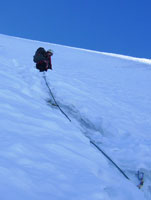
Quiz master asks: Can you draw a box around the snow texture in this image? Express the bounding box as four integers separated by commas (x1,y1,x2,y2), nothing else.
0,34,150,199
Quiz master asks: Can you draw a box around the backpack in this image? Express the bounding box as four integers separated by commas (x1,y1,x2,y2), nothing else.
33,47,47,63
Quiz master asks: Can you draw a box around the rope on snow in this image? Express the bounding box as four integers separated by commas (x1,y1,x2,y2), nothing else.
43,73,71,122
42,72,144,189
90,140,130,180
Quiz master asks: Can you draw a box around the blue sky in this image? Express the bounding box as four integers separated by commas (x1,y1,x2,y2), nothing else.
0,0,151,58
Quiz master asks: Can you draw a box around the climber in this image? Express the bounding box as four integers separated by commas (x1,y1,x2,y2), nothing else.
33,47,53,72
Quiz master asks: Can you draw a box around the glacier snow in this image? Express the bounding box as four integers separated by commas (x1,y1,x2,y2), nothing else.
0,34,151,200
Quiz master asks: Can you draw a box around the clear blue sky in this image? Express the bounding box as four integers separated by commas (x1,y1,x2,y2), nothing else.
0,0,151,58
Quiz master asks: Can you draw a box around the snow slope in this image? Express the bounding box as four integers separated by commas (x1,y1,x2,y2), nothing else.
0,34,151,200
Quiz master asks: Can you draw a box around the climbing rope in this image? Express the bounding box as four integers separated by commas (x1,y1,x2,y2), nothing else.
90,140,130,180
42,72,144,189
43,73,71,122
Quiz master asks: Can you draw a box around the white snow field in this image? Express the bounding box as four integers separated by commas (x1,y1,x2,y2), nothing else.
0,34,151,200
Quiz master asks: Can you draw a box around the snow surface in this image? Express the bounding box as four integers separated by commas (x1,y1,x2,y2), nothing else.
0,34,151,200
